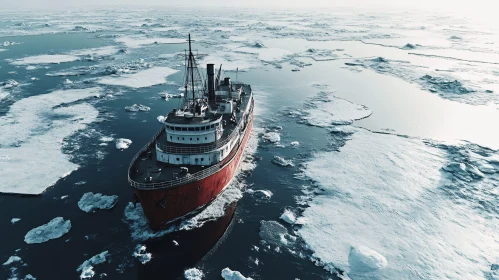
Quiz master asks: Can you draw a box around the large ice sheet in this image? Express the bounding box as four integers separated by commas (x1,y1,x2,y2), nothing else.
98,67,178,88
0,88,101,195
10,54,80,65
299,130,499,279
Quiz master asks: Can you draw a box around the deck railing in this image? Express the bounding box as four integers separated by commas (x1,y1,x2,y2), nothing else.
128,96,253,190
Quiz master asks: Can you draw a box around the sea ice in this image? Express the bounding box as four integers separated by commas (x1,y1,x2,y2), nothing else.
235,46,293,62
115,36,185,48
78,192,118,213
3,256,21,266
221,268,253,280
77,251,109,279
125,104,150,112
279,209,296,224
303,91,371,127
157,116,166,123
98,67,178,88
262,132,280,143
70,46,119,57
115,139,132,150
259,220,295,247
0,87,101,195
290,141,299,146
271,156,294,167
24,217,71,244
11,218,21,224
133,245,152,264
246,189,273,199
299,130,499,279
10,54,80,65
184,268,204,280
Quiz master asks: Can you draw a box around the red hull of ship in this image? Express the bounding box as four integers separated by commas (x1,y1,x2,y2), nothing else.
134,116,253,230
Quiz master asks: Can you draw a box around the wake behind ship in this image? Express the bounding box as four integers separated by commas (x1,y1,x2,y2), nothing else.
128,34,254,229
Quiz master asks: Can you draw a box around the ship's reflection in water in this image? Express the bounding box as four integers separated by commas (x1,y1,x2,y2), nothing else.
137,203,237,280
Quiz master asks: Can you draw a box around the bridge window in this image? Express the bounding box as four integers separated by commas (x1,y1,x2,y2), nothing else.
201,158,204,161
195,127,200,131
176,158,179,161
188,127,194,131
197,138,199,140
177,137,179,140
170,136,172,140
205,137,207,140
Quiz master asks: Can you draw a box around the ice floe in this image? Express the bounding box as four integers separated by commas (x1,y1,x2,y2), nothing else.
133,245,152,264
11,218,21,224
78,192,118,213
115,36,185,48
290,141,299,146
125,104,150,112
3,256,22,266
303,91,372,127
10,54,80,65
299,130,499,279
262,132,280,143
279,209,296,224
0,79,20,100
115,138,132,150
70,46,120,57
184,268,204,280
98,67,178,88
157,115,166,123
221,268,253,280
246,189,273,200
0,87,101,195
24,217,71,244
77,251,109,279
271,155,294,167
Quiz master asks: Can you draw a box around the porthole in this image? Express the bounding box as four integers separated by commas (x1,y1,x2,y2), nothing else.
205,137,207,140
197,138,199,140
190,138,192,141
176,158,179,161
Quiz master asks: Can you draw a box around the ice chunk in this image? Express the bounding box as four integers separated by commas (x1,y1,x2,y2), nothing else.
157,115,166,123
271,156,294,167
290,141,299,146
115,139,132,150
246,189,273,199
303,91,371,127
3,256,21,266
0,88,101,195
98,67,178,88
133,245,152,264
184,268,204,280
279,209,296,224
10,54,80,65
24,217,71,244
221,268,253,280
11,218,21,224
420,75,474,94
348,246,387,272
259,220,295,246
116,36,185,48
125,104,150,112
78,192,118,213
76,251,109,279
64,79,73,85
262,132,280,143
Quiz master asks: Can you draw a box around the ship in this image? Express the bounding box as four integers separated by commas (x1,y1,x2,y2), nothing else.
128,34,254,230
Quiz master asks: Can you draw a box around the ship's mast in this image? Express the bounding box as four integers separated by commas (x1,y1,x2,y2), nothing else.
188,34,195,109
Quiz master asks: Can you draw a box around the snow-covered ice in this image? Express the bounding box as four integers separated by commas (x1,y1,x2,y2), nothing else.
115,36,185,48
279,209,296,224
259,220,296,247
133,245,152,264
348,246,387,272
77,251,109,279
0,88,101,195
115,138,132,150
298,130,499,279
184,268,204,280
78,192,118,213
221,268,253,280
10,54,80,65
262,132,280,143
157,115,166,123
98,67,178,88
24,217,71,244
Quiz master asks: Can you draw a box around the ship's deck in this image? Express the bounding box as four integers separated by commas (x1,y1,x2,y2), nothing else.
129,84,252,185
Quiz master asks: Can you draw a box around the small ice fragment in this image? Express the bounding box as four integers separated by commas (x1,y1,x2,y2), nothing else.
184,268,204,280
271,156,294,167
78,192,118,213
221,268,253,280
100,136,114,143
157,116,166,123
61,195,69,199
280,209,296,224
247,189,273,199
3,256,21,266
133,245,152,264
77,251,109,280
173,240,179,246
11,218,21,224
262,132,280,143
125,104,150,112
115,138,132,150
25,274,36,280
290,141,299,146
24,217,71,244
64,79,73,85
348,246,387,272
